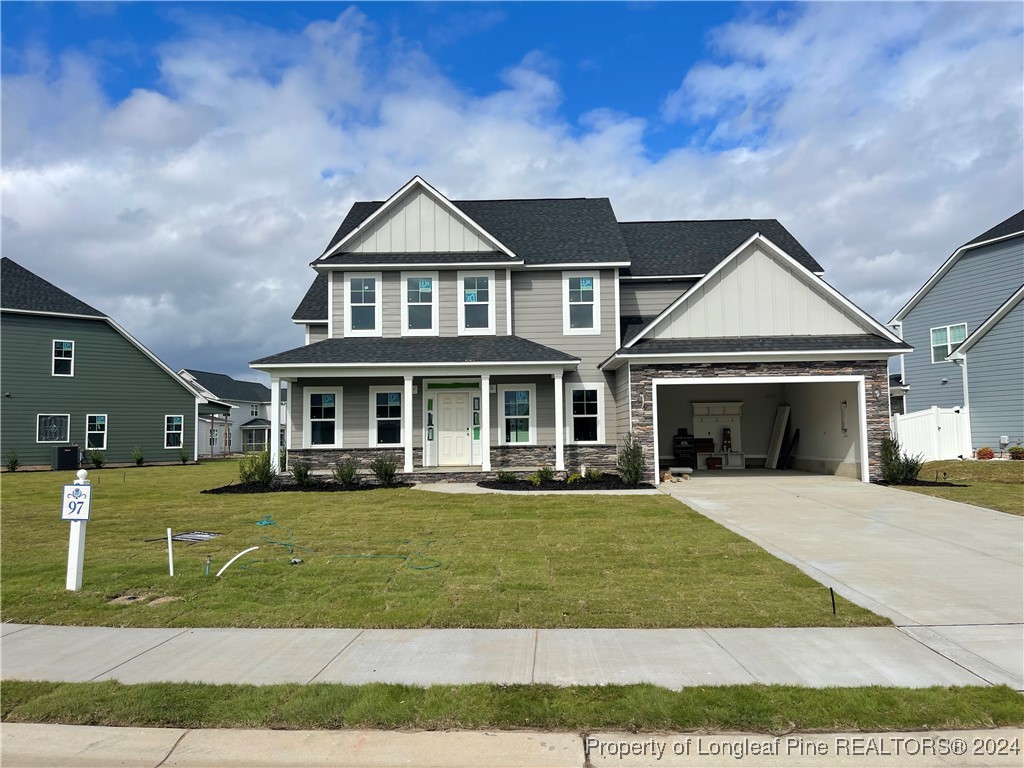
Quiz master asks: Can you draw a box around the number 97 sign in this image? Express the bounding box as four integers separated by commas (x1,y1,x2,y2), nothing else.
61,485,93,521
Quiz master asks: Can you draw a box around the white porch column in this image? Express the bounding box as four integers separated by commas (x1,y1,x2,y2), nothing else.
480,374,491,471
403,375,414,473
554,371,565,471
270,377,282,472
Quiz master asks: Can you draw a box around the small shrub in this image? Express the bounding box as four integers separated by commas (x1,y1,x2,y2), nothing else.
292,459,314,487
584,466,603,482
1008,442,1024,461
177,447,190,465
239,451,276,488
496,470,517,483
5,449,19,473
527,472,542,487
88,450,106,469
332,458,359,486
566,472,583,485
618,431,647,487
536,465,556,483
131,446,144,466
975,446,995,460
370,454,398,486
881,436,924,483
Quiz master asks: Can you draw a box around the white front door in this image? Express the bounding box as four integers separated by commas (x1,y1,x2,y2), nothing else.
438,392,472,466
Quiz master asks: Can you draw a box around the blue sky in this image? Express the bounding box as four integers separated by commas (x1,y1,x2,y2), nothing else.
2,2,1021,380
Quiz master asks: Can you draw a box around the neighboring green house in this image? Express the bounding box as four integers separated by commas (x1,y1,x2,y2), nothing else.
1,257,211,467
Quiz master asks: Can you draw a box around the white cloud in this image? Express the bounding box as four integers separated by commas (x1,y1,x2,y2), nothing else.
1,3,1021,381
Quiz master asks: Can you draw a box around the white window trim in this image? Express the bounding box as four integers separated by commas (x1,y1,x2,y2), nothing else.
562,271,601,336
36,413,70,443
565,382,606,444
86,413,107,450
400,271,440,337
164,415,184,449
250,404,260,417
344,272,383,337
457,270,496,335
930,322,967,364
303,387,343,449
52,339,75,377
209,428,219,447
369,386,404,447
497,384,537,446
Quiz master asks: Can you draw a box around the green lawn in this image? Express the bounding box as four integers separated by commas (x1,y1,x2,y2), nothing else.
900,460,1024,516
3,680,1020,733
0,461,884,628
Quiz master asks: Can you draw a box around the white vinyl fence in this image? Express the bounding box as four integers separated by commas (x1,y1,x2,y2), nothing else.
890,406,971,461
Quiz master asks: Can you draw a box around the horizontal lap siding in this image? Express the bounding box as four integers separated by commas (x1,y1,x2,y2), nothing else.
292,377,422,450
620,281,693,317
965,299,1024,450
903,237,1024,411
0,313,196,465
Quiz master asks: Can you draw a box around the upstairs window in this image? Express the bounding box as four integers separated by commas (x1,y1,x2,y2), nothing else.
931,323,967,363
371,388,403,445
164,415,184,449
86,414,107,449
250,404,260,417
345,273,382,337
458,271,495,334
563,272,600,335
401,272,439,335
53,340,74,376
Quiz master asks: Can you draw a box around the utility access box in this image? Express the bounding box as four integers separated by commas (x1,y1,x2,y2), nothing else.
52,445,80,471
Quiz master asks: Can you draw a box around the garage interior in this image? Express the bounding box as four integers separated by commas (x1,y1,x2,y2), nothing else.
656,380,864,479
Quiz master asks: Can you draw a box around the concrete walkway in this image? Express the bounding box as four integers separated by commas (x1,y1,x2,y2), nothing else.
661,473,1024,690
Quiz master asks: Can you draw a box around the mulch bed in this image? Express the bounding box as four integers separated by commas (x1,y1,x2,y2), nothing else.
201,480,414,494
477,475,653,491
876,480,968,487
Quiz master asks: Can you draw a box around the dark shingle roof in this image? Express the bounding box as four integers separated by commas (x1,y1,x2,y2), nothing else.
318,251,519,266
182,370,271,402
889,373,905,388
241,418,271,428
964,209,1024,247
323,198,631,265
618,220,822,277
293,274,328,321
619,334,909,356
252,336,579,366
1,257,105,317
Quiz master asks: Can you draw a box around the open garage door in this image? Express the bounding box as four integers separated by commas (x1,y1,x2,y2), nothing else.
652,375,869,482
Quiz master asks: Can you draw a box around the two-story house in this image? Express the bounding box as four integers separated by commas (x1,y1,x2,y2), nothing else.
1,257,214,467
251,177,908,484
890,210,1024,455
177,370,273,455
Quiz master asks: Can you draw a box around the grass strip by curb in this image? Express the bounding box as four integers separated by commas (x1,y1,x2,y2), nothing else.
2,681,1021,733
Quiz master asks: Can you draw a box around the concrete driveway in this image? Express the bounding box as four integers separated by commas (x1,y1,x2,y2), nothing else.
663,472,1024,689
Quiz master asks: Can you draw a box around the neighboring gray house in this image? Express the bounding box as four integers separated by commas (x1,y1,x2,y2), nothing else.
177,369,273,455
252,176,908,483
0,257,211,466
891,210,1024,454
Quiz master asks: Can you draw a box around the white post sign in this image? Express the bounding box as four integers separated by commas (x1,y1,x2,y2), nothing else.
62,470,92,590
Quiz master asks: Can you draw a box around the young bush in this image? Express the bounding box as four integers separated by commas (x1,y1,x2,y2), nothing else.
617,431,647,487
88,450,106,469
369,454,398,486
566,472,583,485
496,470,517,483
177,447,190,465
975,446,995,460
527,472,542,487
536,465,556,483
131,446,144,466
291,459,314,487
1008,443,1024,461
239,451,276,488
5,449,19,473
332,458,359,486
584,466,603,482
881,437,924,483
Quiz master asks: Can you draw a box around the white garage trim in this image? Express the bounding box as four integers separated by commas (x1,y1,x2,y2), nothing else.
651,375,869,484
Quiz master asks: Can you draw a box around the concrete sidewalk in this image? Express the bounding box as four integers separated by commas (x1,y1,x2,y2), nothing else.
0,623,992,688
4,723,1024,767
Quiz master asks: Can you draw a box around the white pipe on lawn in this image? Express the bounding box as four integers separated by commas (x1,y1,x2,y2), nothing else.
216,546,260,577
166,528,174,577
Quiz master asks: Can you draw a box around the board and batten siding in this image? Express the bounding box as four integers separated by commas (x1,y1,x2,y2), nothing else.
620,281,694,318
902,236,1024,412
347,188,495,254
0,313,196,465
651,244,866,339
329,269,507,338
964,298,1024,450
511,269,621,445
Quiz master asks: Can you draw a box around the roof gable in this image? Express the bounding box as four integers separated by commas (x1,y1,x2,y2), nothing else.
628,233,903,347
181,369,271,402
949,283,1024,359
1,257,105,317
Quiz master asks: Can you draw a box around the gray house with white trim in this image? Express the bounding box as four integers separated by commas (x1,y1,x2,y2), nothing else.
252,177,908,483
891,210,1024,454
